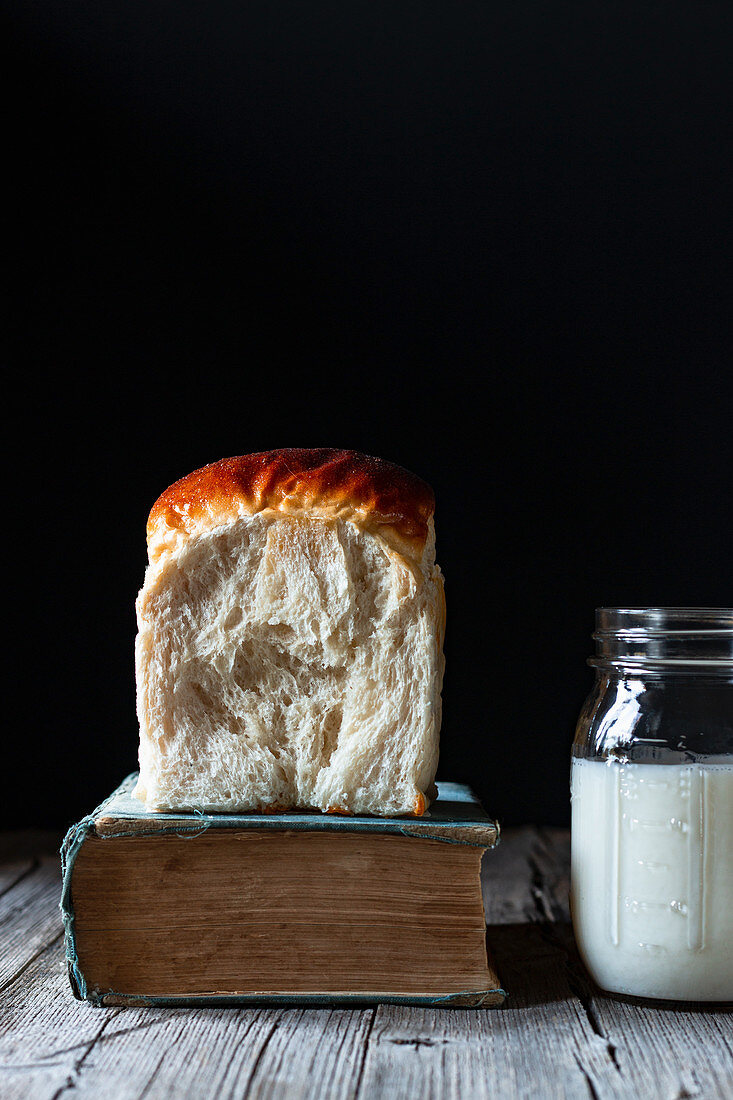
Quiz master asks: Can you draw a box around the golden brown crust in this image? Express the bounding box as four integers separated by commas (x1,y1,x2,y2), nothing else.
147,448,435,562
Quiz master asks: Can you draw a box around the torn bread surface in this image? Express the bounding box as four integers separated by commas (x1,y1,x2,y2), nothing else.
135,510,444,817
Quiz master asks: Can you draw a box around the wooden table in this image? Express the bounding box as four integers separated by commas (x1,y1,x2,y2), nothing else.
2,828,731,1099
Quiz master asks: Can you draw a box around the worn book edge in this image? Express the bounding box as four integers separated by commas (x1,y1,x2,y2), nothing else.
87,773,500,845
61,774,503,1009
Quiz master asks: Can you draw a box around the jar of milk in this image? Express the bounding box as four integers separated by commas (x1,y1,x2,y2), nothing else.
571,608,733,1002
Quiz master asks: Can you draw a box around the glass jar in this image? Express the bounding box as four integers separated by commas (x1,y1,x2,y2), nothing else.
570,608,733,1002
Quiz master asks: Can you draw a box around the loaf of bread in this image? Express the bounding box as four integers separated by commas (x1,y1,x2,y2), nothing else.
134,448,445,816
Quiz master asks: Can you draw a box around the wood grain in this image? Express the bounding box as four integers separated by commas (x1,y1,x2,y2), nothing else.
1,828,730,1100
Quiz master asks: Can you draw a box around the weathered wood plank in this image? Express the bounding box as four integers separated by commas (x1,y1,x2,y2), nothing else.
0,829,730,1100
1,931,271,1100
524,832,733,1100
353,927,627,1100
0,933,375,1100
555,921,733,1100
594,997,733,1099
64,1008,282,1100
63,1006,377,1100
481,825,538,924
0,858,36,900
206,1008,375,1100
0,835,59,901
0,934,120,1100
353,830,620,1100
0,857,62,993
353,829,731,1100
355,998,627,1100
480,825,570,925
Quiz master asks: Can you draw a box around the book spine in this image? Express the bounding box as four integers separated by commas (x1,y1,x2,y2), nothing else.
60,776,142,1005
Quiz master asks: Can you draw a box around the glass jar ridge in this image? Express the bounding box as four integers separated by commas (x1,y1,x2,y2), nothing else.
571,607,733,1002
591,607,733,669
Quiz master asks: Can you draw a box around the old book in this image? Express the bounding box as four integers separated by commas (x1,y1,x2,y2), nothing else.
61,775,503,1007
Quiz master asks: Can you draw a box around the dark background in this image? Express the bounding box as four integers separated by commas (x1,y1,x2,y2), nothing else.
7,1,732,832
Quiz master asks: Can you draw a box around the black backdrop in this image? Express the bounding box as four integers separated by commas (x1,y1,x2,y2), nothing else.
7,1,732,831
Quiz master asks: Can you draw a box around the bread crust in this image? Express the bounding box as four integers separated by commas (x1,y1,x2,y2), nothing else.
147,449,435,564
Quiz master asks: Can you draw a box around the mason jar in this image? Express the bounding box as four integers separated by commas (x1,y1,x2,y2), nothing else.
570,608,733,1002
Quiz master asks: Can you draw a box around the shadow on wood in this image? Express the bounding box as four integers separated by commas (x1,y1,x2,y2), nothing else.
488,922,578,1009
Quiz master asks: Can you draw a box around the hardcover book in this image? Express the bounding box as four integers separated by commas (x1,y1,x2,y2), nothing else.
61,776,503,1007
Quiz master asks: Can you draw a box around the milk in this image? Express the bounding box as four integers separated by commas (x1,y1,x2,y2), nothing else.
571,758,733,1001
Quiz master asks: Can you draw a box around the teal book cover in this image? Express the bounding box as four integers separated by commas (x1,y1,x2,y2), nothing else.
61,775,503,1008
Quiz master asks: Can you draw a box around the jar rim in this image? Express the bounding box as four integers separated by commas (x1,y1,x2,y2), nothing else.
592,607,733,667
596,606,733,623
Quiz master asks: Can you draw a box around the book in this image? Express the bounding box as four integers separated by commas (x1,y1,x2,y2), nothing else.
61,775,503,1008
